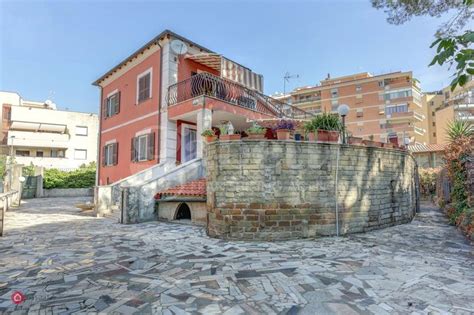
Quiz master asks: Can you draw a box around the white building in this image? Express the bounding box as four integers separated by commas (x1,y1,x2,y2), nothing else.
0,91,98,170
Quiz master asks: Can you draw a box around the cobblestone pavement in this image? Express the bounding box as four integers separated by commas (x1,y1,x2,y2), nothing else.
0,198,473,314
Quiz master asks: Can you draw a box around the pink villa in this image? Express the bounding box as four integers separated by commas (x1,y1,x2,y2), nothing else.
94,30,418,240
93,30,310,219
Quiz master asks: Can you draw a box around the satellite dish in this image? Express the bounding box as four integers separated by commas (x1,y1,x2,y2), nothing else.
170,39,188,55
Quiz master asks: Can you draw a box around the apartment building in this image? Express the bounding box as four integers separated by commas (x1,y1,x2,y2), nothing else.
93,30,309,186
289,72,428,145
0,91,99,170
433,78,474,145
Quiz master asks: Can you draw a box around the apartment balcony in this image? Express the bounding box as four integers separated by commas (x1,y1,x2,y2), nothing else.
381,122,412,133
386,110,424,123
7,130,69,149
10,106,67,133
167,72,313,121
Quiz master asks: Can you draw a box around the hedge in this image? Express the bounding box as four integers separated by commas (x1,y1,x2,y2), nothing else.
43,165,95,189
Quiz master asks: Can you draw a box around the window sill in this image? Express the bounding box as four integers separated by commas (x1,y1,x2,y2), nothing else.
137,97,151,105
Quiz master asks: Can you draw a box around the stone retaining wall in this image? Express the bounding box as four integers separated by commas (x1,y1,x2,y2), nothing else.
43,188,93,198
206,141,418,240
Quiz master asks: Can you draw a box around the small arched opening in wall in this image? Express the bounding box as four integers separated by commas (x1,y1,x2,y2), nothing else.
175,202,191,220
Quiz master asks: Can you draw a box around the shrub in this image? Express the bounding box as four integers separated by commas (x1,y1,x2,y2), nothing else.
419,168,440,198
43,164,96,189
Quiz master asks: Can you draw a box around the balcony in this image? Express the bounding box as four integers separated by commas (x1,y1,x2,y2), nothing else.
167,72,313,120
386,110,424,123
7,130,69,149
10,106,67,133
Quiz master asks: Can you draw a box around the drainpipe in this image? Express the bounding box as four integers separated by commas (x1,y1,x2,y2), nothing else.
156,40,163,164
96,87,103,187
334,144,340,236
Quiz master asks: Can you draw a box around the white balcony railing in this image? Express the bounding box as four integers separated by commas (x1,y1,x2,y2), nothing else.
7,130,69,148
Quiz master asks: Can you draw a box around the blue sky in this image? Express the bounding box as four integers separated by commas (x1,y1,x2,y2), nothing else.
0,0,453,114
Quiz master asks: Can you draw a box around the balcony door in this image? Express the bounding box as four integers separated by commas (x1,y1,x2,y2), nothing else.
181,124,197,163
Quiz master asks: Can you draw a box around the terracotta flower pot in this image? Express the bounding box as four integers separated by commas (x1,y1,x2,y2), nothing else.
220,134,241,141
382,143,395,149
317,130,328,142
247,133,266,140
362,140,376,147
317,130,339,142
307,132,316,141
348,136,363,145
276,129,291,140
205,135,217,143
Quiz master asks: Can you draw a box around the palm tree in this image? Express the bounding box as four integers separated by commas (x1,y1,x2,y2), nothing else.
446,120,473,142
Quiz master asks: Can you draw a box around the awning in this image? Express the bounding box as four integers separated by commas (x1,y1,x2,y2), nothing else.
10,121,67,133
186,54,264,93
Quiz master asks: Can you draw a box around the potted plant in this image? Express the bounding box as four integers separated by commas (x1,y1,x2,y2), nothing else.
246,124,266,140
201,129,217,142
347,131,363,145
307,112,342,142
274,120,295,140
304,121,316,141
219,125,241,141
362,135,376,147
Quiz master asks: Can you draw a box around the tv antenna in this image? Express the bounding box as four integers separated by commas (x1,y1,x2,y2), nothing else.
283,72,299,95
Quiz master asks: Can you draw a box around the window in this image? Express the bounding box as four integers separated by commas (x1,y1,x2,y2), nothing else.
16,150,29,157
2,106,11,121
51,149,64,158
383,89,412,101
432,111,435,116
378,81,384,87
74,149,87,160
385,104,408,115
331,88,338,98
131,132,155,162
137,70,152,102
36,151,43,157
432,122,436,127
103,143,118,166
75,126,88,136
356,109,363,117
356,85,362,92
433,132,437,137
104,91,120,118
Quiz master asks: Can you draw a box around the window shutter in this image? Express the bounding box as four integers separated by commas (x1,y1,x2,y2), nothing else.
131,137,136,162
115,91,121,114
112,142,118,165
147,132,155,160
102,98,108,119
102,146,106,166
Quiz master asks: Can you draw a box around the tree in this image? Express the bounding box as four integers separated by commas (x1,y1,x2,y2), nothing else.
372,0,473,90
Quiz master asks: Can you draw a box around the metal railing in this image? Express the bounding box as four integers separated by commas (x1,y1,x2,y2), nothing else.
167,72,313,120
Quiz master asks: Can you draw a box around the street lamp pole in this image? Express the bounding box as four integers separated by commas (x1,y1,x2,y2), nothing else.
337,104,350,144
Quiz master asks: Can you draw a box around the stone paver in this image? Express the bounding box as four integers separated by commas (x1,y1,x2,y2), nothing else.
0,198,473,314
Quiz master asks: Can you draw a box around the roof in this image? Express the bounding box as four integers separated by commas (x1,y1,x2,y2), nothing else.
155,178,207,199
92,29,214,86
408,143,446,153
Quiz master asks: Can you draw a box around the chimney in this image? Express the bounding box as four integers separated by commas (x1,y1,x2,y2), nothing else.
326,73,331,80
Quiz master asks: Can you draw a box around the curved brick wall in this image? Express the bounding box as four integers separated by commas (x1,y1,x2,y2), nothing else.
206,141,418,240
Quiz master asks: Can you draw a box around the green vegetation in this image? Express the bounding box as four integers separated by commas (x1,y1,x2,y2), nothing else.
43,162,96,189
446,120,473,142
304,112,343,133
441,121,473,238
372,0,473,90
201,129,215,137
246,124,266,135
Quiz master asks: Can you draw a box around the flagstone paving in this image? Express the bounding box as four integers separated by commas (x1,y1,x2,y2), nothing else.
0,197,473,314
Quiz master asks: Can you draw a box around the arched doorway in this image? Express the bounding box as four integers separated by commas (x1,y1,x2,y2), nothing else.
175,203,191,220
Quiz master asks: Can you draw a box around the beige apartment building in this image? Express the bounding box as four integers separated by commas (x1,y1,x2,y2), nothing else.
432,79,474,145
286,71,428,145
0,91,99,170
